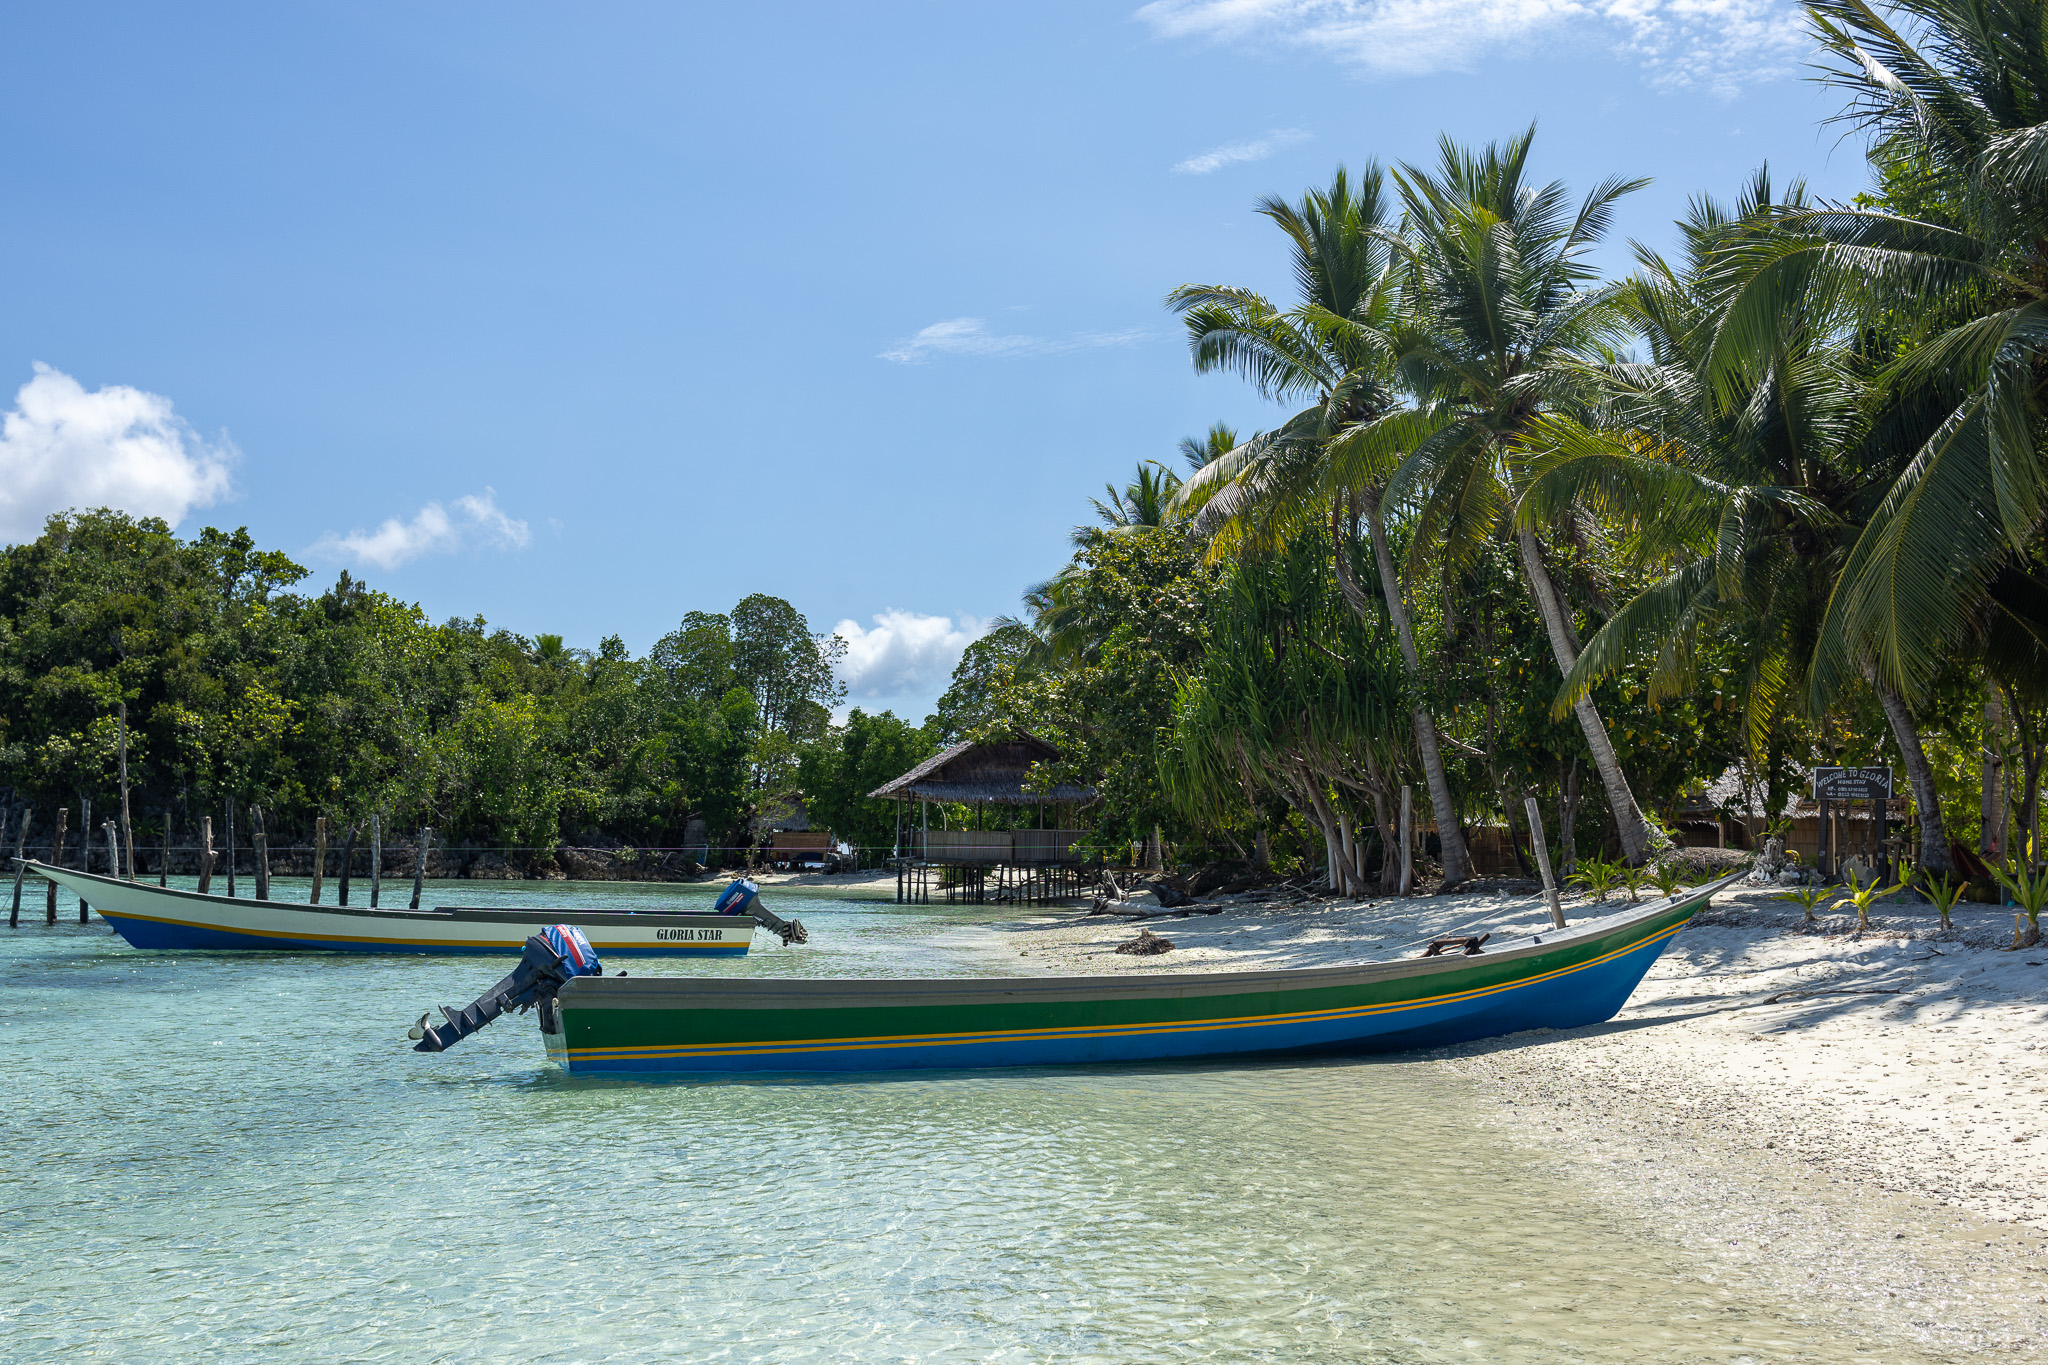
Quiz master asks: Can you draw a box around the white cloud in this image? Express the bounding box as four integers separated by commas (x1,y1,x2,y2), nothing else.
1174,128,1312,174
833,611,990,703
0,363,234,542
880,317,1150,364
309,487,531,570
1135,0,1806,93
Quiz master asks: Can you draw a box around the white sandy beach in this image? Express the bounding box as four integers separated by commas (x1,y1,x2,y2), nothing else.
983,880,2048,1351
989,881,2048,1231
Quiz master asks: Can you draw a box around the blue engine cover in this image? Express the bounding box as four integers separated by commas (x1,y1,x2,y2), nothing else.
712,878,761,917
540,923,602,976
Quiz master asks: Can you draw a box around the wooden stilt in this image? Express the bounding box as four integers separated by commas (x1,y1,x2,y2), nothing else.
410,827,431,909
96,821,118,922
369,814,382,908
1524,796,1566,929
46,807,68,924
310,816,327,904
160,807,170,886
117,702,134,880
252,806,271,901
337,824,357,906
9,810,30,927
198,816,215,895
78,797,91,919
225,798,237,898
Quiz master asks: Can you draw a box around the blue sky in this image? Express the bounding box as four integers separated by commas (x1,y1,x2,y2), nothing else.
0,1,1872,720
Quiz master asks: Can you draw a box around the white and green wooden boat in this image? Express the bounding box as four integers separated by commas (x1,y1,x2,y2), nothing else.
23,862,788,956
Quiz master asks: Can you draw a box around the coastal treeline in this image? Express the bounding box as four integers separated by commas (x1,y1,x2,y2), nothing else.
0,509,933,859
941,0,2047,889
6,0,2045,887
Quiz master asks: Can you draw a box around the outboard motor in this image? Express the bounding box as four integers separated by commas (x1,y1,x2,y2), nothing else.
716,877,807,946
410,923,602,1053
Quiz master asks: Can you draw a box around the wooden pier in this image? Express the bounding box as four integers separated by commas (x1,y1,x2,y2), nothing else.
894,859,1091,906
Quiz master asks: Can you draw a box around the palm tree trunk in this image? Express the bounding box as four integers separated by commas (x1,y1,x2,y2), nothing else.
1868,668,1952,876
2002,680,2043,864
1515,525,1658,865
1352,493,1477,887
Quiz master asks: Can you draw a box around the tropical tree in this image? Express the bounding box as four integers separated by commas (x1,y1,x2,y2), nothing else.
1383,129,1665,865
1163,528,1409,893
1684,0,2048,871
731,593,845,739
1168,165,1480,887
1086,461,1185,534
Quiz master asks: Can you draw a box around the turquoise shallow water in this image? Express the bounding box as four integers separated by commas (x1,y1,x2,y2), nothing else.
0,879,1953,1362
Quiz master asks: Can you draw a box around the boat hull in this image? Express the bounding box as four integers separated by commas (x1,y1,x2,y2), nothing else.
25,863,754,956
547,885,1723,1075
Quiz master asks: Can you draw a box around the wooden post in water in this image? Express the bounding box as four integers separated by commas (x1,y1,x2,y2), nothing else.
1398,786,1413,897
95,821,118,922
46,806,68,924
310,816,327,904
225,798,237,898
252,806,271,901
369,814,382,908
78,796,92,922
409,827,431,909
337,823,357,906
1524,795,1567,929
117,702,135,880
197,816,214,894
9,810,30,927
160,808,170,886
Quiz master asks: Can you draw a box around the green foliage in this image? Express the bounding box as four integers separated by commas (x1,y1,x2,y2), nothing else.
0,512,858,860
1777,883,1828,922
1574,857,1624,902
1991,861,2048,928
968,526,1220,855
731,594,845,738
1617,861,1651,902
1160,527,1407,893
795,708,936,852
1831,866,1907,932
1914,870,1966,929
929,624,1039,745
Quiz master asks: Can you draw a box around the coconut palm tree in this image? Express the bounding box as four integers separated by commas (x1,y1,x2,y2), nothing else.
1715,1,2048,692
1529,172,1855,729
1178,422,1240,473
1166,165,1479,889
1382,129,1665,865
1031,428,1244,662
1086,461,1184,535
1515,169,1973,871
1694,0,2048,870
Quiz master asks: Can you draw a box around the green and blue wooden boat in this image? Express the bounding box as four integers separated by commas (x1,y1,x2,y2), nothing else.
532,878,1732,1075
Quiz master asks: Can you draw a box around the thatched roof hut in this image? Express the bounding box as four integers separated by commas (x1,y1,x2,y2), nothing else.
867,733,1097,806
